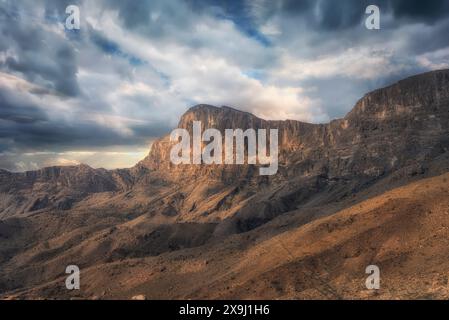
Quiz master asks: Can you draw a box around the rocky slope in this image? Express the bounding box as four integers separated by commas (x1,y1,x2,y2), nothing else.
0,69,448,299
6,171,449,300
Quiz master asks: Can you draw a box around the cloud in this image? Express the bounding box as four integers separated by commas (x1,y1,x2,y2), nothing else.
390,0,449,22
0,3,81,96
0,0,448,171
0,148,148,172
0,72,168,154
277,0,449,29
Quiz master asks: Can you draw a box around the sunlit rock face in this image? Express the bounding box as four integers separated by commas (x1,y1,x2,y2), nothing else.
140,69,449,184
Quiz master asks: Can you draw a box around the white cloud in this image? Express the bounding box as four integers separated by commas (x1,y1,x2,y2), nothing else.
274,47,401,81
81,4,321,122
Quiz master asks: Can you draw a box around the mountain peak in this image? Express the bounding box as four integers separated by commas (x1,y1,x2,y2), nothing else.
178,104,264,131
347,69,449,119
186,104,252,114
186,104,220,112
183,104,259,120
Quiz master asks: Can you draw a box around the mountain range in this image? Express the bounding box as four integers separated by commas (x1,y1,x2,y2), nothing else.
1,69,449,299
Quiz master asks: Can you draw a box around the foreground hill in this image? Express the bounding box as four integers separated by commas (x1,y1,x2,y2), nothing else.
3,172,449,299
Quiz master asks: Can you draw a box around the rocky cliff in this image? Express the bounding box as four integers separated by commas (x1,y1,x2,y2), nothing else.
141,69,449,183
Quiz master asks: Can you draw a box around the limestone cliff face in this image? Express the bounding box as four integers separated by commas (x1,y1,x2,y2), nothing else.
140,69,449,183
138,104,324,182
337,69,449,177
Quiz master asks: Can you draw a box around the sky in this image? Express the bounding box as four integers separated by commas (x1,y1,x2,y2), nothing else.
0,0,449,171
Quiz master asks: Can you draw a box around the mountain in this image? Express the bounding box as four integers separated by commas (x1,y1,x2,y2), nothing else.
0,69,448,299
145,69,449,181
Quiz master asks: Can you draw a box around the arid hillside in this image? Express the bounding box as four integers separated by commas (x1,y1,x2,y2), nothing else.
3,172,449,299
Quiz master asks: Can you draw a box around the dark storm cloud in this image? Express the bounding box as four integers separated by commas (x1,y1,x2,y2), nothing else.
103,0,193,38
0,85,171,154
0,118,168,151
299,0,371,30
280,0,449,30
391,0,449,22
100,0,449,35
185,0,369,32
107,0,153,29
0,89,48,124
0,1,80,97
0,85,74,150
0,107,171,154
401,18,449,55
